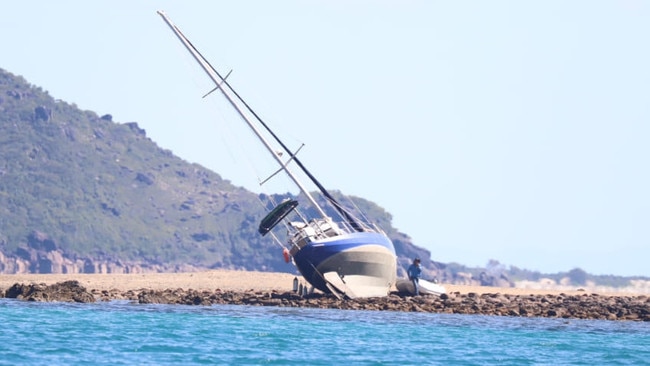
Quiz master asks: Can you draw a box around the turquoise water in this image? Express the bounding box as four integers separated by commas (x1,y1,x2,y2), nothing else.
0,299,648,365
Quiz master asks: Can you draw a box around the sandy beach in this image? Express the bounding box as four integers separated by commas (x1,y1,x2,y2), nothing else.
0,270,297,293
0,270,637,297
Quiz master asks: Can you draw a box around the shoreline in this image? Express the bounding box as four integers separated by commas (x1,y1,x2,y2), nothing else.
2,271,648,322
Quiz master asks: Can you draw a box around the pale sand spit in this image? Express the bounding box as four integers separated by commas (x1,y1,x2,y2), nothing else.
0,271,639,297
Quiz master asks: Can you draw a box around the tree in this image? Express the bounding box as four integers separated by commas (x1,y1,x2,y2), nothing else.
567,268,588,285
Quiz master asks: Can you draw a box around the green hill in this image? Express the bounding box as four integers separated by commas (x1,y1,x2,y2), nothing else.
0,68,431,275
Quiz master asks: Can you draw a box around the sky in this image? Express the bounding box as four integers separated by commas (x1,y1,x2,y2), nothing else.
3,1,648,276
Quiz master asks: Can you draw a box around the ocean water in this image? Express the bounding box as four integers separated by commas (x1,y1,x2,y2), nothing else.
0,299,648,365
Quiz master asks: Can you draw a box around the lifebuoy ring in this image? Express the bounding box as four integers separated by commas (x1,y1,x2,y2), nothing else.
282,248,290,263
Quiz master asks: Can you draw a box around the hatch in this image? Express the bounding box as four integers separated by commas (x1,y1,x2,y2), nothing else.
258,199,299,235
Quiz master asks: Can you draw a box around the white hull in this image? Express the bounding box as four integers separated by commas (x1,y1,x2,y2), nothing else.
314,245,397,298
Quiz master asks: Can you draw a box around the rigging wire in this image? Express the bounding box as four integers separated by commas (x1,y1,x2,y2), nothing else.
170,26,367,232
174,43,289,196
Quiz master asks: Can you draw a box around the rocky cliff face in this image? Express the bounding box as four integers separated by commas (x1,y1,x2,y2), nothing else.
0,248,205,275
0,230,202,274
1,248,135,274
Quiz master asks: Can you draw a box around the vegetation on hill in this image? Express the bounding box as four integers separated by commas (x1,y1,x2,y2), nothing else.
0,68,423,274
0,68,276,269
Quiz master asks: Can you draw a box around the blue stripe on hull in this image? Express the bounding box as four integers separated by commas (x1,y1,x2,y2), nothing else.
292,232,396,294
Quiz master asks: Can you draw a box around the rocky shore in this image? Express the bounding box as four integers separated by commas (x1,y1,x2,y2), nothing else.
3,280,648,322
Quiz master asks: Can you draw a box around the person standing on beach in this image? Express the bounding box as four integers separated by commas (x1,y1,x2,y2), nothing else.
407,258,422,295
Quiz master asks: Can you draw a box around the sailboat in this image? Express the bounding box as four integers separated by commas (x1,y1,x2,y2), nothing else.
158,11,397,298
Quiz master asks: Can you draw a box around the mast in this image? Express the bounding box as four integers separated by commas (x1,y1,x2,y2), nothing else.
158,11,367,232
224,87,367,232
157,11,329,220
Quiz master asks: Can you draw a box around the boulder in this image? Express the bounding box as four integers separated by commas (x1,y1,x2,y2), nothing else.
4,280,95,303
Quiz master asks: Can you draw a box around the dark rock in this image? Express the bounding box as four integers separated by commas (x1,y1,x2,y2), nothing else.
135,172,154,185
7,90,22,99
4,281,95,303
3,281,649,322
27,231,57,251
15,247,36,261
100,202,120,217
125,122,146,136
34,106,51,121
191,233,214,242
